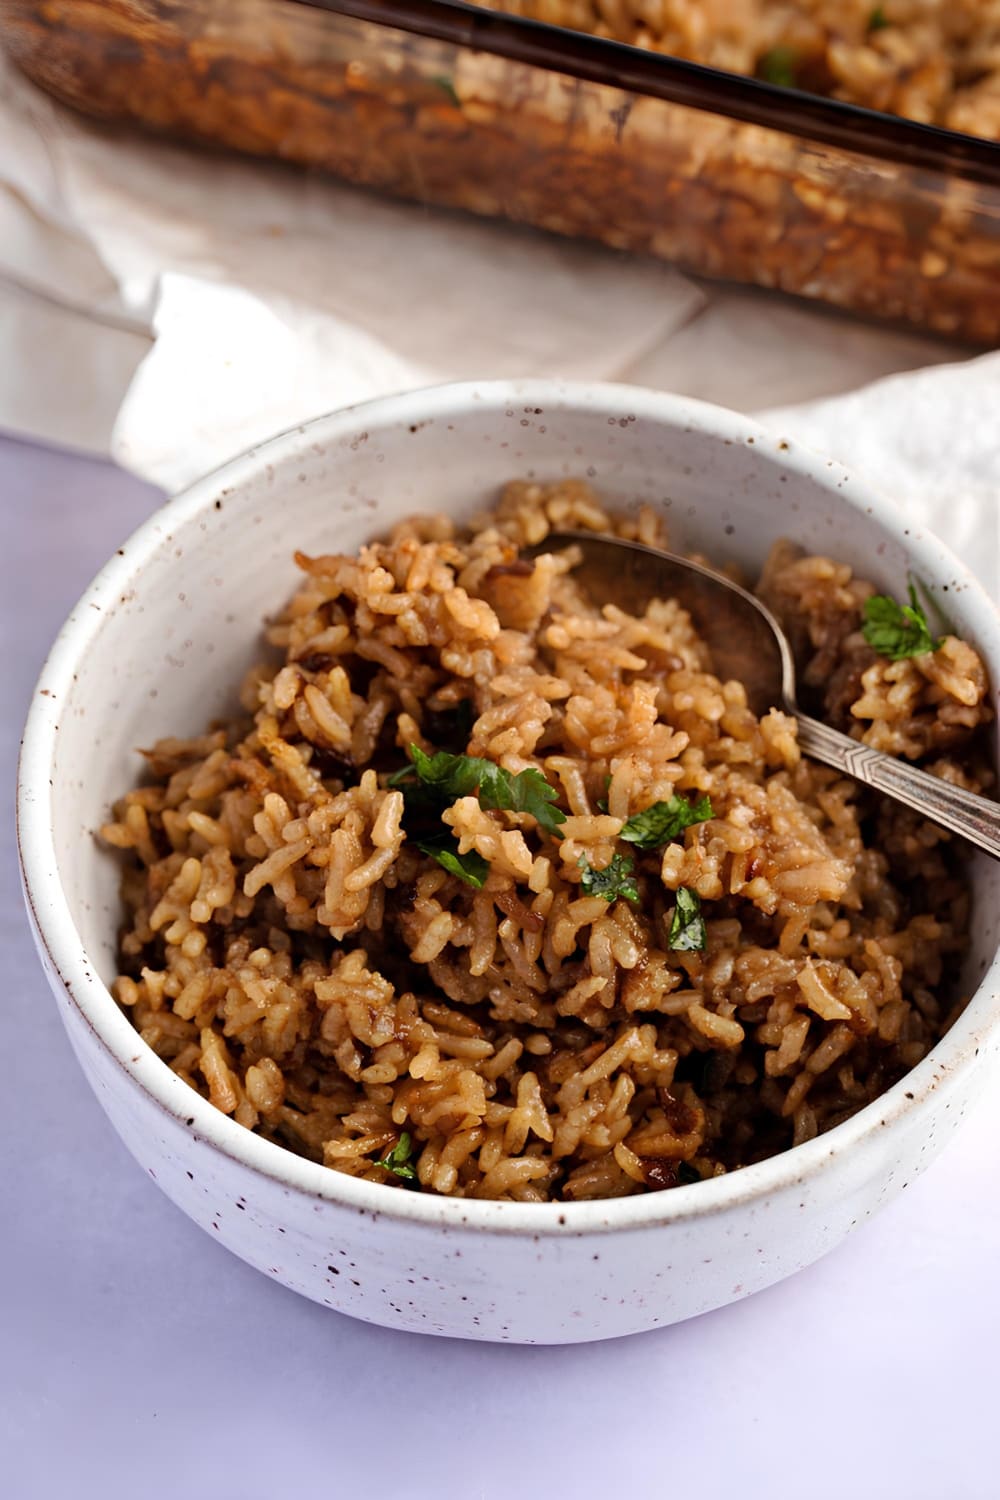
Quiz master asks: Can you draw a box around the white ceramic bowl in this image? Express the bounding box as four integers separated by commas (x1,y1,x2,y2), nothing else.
18,381,1000,1344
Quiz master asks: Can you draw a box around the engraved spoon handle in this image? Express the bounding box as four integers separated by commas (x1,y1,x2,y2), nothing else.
795,714,1000,860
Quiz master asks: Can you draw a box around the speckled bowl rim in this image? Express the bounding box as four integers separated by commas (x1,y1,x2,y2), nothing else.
17,379,1000,1237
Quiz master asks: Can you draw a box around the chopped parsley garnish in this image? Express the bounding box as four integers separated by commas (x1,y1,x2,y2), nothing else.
376,1131,418,1183
912,576,955,640
415,837,489,889
431,74,460,107
390,745,564,887
578,852,640,905
620,794,713,850
759,46,798,87
676,1161,702,1185
667,887,707,952
868,5,888,30
862,584,941,661
392,745,565,835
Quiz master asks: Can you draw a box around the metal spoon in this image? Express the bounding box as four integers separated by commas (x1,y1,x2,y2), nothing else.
528,530,1000,860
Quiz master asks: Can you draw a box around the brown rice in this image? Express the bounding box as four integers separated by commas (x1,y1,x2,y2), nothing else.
102,481,993,1200
486,0,1000,137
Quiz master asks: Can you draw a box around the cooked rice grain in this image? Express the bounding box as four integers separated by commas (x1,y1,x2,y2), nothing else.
485,0,1000,138
102,481,993,1200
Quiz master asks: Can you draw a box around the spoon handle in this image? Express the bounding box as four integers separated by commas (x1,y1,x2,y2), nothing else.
795,714,1000,861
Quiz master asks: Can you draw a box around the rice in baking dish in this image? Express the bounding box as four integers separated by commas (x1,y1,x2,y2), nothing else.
487,0,1000,136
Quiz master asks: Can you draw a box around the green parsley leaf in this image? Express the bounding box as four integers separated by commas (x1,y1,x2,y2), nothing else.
676,1161,702,1185
482,763,565,831
759,46,798,87
862,584,940,660
397,745,565,835
431,74,460,107
667,887,707,951
578,852,640,905
415,837,489,889
376,1131,418,1183
392,744,481,796
416,744,476,791
911,576,954,640
391,746,564,886
868,5,888,30
620,794,714,850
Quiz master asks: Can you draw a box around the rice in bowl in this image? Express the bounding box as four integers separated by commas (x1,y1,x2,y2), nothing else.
101,481,993,1201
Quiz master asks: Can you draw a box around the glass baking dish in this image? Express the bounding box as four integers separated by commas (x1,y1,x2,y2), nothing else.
4,0,1000,342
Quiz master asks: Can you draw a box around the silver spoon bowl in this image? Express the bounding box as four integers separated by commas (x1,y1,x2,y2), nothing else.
529,530,1000,860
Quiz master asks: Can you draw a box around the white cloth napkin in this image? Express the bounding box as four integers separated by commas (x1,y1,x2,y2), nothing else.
763,358,1000,595
1,49,996,592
